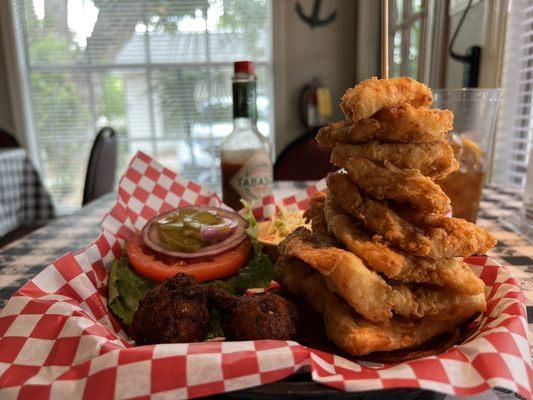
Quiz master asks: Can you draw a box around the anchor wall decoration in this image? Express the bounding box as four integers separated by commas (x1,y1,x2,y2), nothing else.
295,0,337,29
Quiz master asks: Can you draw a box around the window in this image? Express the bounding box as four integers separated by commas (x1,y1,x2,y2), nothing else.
10,0,273,213
491,0,533,189
389,0,428,80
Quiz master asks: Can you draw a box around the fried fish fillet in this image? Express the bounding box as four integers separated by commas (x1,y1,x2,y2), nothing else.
330,153,450,213
316,106,452,147
318,193,408,278
394,208,497,259
321,192,485,295
327,173,493,259
340,77,433,123
374,105,453,141
388,284,486,320
332,142,458,181
275,256,485,356
316,120,381,147
305,191,330,236
280,228,485,321
327,172,432,255
394,258,486,295
274,256,324,311
279,227,394,322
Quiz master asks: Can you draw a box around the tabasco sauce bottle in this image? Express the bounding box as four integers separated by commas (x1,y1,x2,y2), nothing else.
220,61,273,210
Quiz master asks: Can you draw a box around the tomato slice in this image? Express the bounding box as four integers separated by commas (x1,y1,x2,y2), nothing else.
126,234,252,283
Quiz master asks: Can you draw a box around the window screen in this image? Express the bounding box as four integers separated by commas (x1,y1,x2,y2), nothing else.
389,0,427,80
492,0,533,188
10,0,273,213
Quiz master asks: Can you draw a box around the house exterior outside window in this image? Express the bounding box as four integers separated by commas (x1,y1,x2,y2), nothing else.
389,0,428,80
9,0,273,213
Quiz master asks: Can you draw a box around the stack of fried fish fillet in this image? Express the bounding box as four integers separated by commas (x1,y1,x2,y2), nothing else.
275,77,497,357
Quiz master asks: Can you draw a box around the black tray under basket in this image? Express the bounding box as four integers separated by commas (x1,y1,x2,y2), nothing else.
211,373,445,400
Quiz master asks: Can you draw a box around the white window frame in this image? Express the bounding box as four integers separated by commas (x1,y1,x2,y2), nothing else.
2,0,275,212
389,0,428,81
388,0,447,88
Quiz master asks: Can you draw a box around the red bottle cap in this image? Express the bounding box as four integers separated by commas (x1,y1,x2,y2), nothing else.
234,61,255,75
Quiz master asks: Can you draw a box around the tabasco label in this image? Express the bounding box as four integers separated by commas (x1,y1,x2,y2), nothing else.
229,149,273,201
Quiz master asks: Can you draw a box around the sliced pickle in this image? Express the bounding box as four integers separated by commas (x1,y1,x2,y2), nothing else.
155,208,226,252
160,228,207,252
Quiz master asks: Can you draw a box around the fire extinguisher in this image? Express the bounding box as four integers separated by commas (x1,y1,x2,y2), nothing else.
298,78,333,134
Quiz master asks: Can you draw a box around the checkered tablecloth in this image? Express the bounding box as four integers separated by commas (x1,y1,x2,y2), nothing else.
0,182,530,400
476,185,533,346
0,149,54,237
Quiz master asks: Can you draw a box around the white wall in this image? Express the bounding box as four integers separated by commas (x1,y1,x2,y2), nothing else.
273,0,356,155
354,0,380,83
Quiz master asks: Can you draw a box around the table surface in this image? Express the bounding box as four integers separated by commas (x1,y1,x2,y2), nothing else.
0,182,531,399
0,147,54,237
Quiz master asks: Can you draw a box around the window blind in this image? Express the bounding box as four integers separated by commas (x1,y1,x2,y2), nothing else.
492,0,533,188
10,0,273,213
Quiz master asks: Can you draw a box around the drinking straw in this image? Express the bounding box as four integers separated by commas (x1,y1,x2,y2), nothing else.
381,0,389,79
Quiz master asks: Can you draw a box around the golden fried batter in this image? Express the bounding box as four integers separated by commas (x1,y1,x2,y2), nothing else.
321,193,485,295
395,207,497,259
332,141,458,181
388,284,486,320
325,172,363,214
374,105,453,140
327,173,494,259
394,258,485,295
317,120,381,148
340,77,433,123
275,257,485,356
280,228,485,322
327,172,432,255
316,120,381,148
330,153,450,213
305,191,330,236
279,227,394,322
317,108,453,149
275,76,495,358
320,194,408,278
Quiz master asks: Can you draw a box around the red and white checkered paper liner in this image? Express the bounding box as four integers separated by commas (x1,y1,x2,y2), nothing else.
0,151,531,400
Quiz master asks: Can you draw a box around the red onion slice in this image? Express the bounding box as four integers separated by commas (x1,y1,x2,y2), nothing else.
200,218,238,242
142,206,248,261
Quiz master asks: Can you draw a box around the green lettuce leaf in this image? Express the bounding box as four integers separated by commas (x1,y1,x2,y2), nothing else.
234,252,273,290
240,199,262,254
108,255,156,325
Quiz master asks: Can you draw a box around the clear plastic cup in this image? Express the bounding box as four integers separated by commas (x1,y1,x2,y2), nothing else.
431,89,500,222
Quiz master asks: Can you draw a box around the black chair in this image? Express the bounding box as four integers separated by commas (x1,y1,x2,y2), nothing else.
0,129,20,148
83,127,117,206
274,129,337,181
